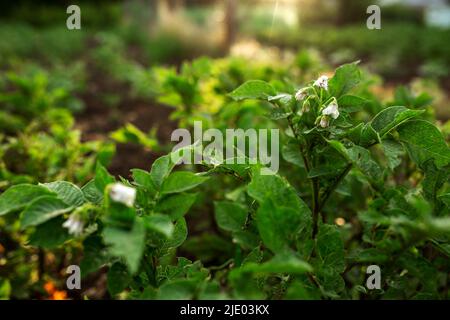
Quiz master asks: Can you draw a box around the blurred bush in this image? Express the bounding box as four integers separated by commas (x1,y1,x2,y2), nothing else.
382,4,424,25
247,22,450,80
0,1,121,27
0,24,87,64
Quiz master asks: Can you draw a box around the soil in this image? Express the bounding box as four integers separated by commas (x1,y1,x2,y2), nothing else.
75,69,177,178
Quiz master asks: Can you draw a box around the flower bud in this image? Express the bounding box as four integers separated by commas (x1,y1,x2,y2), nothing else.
302,100,311,113
320,116,330,128
295,88,308,101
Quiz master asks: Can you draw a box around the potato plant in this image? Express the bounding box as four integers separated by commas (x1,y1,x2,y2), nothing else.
0,65,114,187
0,62,449,300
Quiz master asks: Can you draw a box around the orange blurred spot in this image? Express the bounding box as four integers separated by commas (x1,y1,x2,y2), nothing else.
51,290,67,300
0,243,4,254
44,281,56,295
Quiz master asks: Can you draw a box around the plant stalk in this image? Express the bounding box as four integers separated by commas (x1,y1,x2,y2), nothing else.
318,163,352,213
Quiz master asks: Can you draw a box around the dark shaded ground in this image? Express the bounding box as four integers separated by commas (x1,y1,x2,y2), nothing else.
75,71,177,178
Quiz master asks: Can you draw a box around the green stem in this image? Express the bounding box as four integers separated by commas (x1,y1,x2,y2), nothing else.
311,177,320,238
144,253,158,287
209,258,234,271
318,163,352,213
286,115,321,238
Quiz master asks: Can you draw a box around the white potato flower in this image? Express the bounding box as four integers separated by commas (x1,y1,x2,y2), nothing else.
322,101,340,119
295,88,308,101
313,75,329,90
62,213,84,236
110,183,136,207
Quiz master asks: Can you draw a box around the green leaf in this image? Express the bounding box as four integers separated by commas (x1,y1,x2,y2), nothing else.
239,253,312,274
348,248,389,264
327,140,351,162
439,194,450,209
214,201,247,232
80,235,110,277
161,218,188,250
268,93,293,104
248,173,312,252
42,181,86,207
286,280,320,300
94,163,115,192
150,155,175,189
107,262,131,296
131,169,157,194
0,184,54,216
316,267,345,296
421,160,449,204
232,231,260,250
316,224,345,273
213,158,255,178
229,80,276,101
110,123,157,149
329,62,361,98
381,139,404,170
266,108,291,120
347,123,379,147
20,196,72,229
228,268,265,300
0,279,11,299
157,279,197,300
397,252,437,293
348,146,383,182
337,95,367,112
182,234,234,262
82,180,103,204
103,217,146,274
28,216,71,248
282,141,304,168
198,281,229,300
161,172,208,195
371,106,423,137
393,86,433,109
103,182,138,227
248,173,307,210
256,198,303,253
143,214,174,238
155,193,197,220
308,165,342,178
397,120,450,168
428,217,450,234
328,141,382,181
151,146,200,189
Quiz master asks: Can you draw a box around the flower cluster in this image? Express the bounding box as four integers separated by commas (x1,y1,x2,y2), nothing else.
295,75,340,128
320,100,339,128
